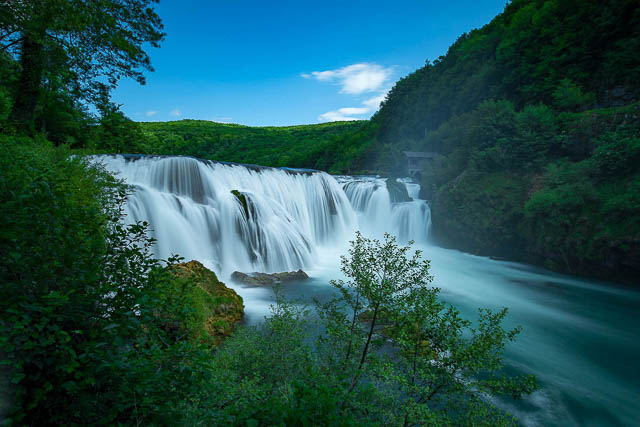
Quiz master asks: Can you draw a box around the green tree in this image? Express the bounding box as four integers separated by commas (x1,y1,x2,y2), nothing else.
94,96,149,153
315,233,537,424
552,78,595,112
2,0,164,127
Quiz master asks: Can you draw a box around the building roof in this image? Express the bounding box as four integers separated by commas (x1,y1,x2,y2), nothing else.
403,151,436,159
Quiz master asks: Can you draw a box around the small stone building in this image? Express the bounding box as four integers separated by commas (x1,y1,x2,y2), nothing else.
403,151,437,179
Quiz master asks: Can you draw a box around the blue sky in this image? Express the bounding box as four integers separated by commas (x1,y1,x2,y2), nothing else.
112,0,508,126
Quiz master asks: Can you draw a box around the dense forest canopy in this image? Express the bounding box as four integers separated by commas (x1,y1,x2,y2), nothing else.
374,0,640,144
136,119,380,174
363,0,640,283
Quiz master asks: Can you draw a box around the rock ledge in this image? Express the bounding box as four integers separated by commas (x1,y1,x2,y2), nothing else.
231,269,309,286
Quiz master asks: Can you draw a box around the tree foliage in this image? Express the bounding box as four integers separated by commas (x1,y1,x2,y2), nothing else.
374,0,639,144
0,138,218,424
1,0,164,127
422,100,640,281
186,234,537,425
366,0,640,282
138,119,377,174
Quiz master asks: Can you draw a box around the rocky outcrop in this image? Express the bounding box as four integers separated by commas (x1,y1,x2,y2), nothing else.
170,260,244,345
386,178,412,203
230,189,249,218
230,269,309,286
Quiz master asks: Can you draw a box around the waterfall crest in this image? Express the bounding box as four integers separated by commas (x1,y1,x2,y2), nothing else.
95,155,431,275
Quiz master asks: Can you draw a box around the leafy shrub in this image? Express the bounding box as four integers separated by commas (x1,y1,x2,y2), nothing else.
552,78,595,112
591,132,640,177
0,139,216,424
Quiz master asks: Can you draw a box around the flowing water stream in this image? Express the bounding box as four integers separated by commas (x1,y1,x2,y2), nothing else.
96,155,639,426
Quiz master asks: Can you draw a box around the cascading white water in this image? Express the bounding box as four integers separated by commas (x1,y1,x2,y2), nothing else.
339,176,430,243
94,155,431,276
96,155,361,275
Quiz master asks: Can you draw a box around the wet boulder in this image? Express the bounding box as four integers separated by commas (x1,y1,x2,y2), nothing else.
386,178,411,203
231,269,309,286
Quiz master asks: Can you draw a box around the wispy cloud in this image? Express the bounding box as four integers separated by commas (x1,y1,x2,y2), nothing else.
169,109,182,118
318,89,390,122
318,107,371,122
362,92,388,111
304,62,392,122
211,117,233,123
318,111,362,122
302,63,393,95
145,110,158,118
335,107,370,115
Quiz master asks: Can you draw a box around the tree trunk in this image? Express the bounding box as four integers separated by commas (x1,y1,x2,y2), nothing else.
9,34,45,129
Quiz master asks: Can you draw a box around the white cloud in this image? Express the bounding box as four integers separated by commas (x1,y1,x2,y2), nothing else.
336,107,369,115
318,107,369,122
169,109,182,118
362,92,388,111
306,62,393,122
305,63,393,95
318,90,390,122
145,110,158,117
318,111,362,122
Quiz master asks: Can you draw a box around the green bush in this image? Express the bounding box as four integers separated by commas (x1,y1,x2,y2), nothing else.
0,139,216,424
591,132,640,177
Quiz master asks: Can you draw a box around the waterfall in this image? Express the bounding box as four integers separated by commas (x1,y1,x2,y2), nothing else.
94,155,431,275
339,176,431,244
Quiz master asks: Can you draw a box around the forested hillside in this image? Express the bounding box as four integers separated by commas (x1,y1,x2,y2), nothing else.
137,120,377,174
371,0,640,282
375,0,639,143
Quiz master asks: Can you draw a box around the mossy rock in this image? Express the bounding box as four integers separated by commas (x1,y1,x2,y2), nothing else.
386,178,411,203
231,189,249,218
169,260,244,345
231,269,309,286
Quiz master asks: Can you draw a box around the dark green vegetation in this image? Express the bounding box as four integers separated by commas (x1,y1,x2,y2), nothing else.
375,0,639,140
139,119,378,174
0,0,163,150
423,102,640,281
0,140,240,423
2,0,163,131
371,0,640,283
0,147,536,423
